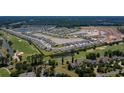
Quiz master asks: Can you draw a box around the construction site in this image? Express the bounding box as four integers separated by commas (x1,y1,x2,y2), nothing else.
2,26,124,52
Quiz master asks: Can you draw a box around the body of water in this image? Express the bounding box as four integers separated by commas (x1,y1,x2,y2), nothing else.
1,36,13,56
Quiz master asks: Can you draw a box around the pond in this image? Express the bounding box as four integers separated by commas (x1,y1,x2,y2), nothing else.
0,36,13,56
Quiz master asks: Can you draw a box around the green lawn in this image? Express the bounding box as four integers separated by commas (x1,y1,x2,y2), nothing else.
50,42,124,63
39,49,56,56
55,64,78,77
5,32,40,60
85,43,124,56
35,42,124,61
0,68,10,77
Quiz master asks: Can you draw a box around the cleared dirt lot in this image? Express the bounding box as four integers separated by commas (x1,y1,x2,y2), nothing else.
79,26,123,37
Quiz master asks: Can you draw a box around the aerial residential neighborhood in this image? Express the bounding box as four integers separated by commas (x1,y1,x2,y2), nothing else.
1,0,124,92
1,16,124,77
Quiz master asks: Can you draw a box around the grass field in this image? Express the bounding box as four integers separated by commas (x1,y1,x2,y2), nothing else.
33,42,124,61
0,68,10,77
50,42,124,63
75,43,124,59
3,32,40,60
55,64,78,77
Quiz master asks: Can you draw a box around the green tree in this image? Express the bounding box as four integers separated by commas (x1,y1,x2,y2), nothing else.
96,53,100,58
62,57,64,65
49,59,56,68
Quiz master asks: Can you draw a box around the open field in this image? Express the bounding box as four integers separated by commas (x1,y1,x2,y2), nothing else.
50,42,124,63
0,68,10,77
0,48,7,57
2,31,40,60
55,64,78,77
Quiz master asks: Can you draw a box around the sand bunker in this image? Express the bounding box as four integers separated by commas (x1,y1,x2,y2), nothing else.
18,40,22,42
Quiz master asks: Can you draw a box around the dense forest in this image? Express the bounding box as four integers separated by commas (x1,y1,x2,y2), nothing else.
1,16,124,27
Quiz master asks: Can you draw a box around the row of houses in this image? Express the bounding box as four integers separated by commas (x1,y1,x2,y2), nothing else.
1,28,110,52
1,28,100,52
